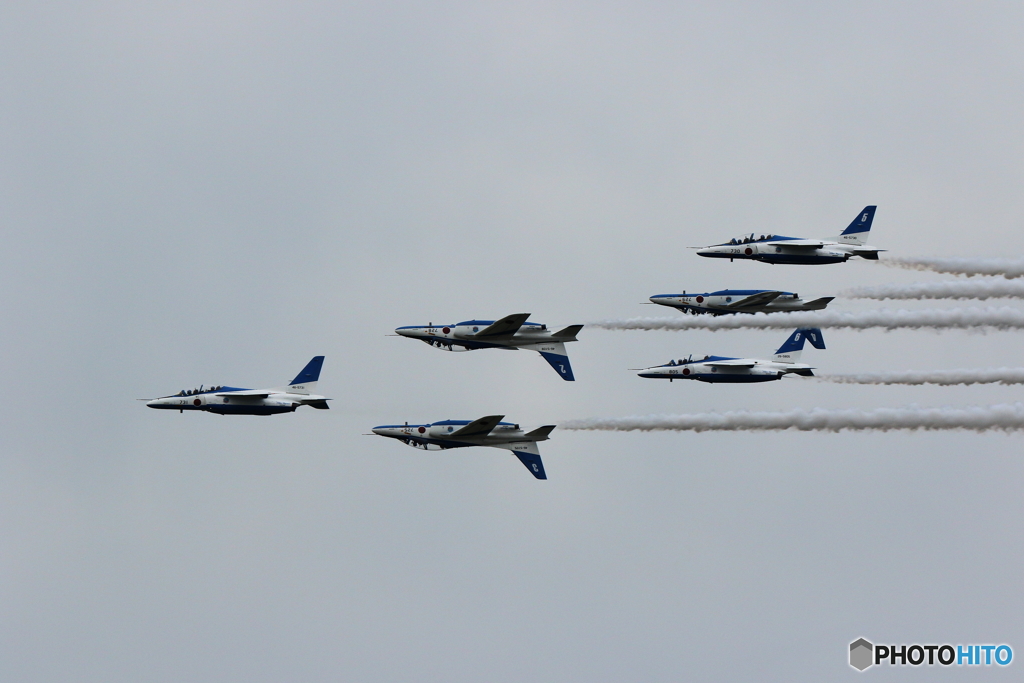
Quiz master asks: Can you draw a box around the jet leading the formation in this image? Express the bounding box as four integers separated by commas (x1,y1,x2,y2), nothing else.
696,206,883,265
637,328,825,383
145,356,330,415
395,314,582,381
649,289,834,315
372,415,555,479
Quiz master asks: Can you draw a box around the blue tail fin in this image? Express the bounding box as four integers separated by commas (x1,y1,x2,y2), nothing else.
530,341,575,381
839,205,876,239
773,328,824,361
539,351,575,381
289,356,324,386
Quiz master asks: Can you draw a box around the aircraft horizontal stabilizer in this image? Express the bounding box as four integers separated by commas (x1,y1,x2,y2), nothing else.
523,425,556,441
475,314,531,338
804,297,834,309
303,399,330,409
790,369,815,376
553,324,583,339
450,415,505,438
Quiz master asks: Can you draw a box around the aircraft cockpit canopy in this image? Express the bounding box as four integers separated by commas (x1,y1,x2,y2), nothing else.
177,386,224,396
727,233,775,245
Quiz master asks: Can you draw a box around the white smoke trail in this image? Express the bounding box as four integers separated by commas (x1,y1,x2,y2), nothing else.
843,279,1024,300
884,257,1024,279
562,404,1024,433
592,307,1024,331
821,368,1024,386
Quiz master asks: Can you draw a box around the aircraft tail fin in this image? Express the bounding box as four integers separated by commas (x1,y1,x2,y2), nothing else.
286,356,324,394
526,341,575,381
773,328,825,363
835,205,876,245
495,441,547,479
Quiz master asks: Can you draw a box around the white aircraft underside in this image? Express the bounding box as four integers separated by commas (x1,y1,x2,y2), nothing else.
395,313,582,381
145,356,330,415
695,205,883,265
637,328,825,383
650,289,834,315
372,415,555,479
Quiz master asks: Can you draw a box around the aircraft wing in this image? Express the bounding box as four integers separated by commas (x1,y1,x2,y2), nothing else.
772,239,826,248
473,313,531,337
724,291,783,309
449,415,505,438
704,359,757,368
213,390,271,398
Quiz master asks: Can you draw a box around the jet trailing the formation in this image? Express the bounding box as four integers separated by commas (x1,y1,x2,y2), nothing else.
695,206,883,265
145,356,330,415
637,328,825,383
372,415,555,479
650,289,834,315
395,314,582,381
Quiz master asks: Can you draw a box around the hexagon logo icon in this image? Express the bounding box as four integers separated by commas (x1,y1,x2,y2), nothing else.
850,638,873,671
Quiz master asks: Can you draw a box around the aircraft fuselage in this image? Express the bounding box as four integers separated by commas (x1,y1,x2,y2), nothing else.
637,356,814,383
696,238,875,264
146,388,326,415
649,289,833,315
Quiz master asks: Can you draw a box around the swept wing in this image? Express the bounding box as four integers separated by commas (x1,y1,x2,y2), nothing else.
724,291,783,309
449,415,505,438
474,314,531,338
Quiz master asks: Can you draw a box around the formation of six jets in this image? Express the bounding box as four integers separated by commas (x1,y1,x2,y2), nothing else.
145,206,889,479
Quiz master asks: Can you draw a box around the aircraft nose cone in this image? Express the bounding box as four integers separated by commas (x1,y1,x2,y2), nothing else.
395,327,416,338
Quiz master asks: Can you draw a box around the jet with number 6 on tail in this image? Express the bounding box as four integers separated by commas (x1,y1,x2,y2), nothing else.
372,415,555,479
394,314,582,380
144,356,330,415
637,328,825,383
695,206,884,264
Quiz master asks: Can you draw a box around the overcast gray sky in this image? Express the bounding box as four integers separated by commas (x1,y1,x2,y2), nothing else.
2,2,1023,681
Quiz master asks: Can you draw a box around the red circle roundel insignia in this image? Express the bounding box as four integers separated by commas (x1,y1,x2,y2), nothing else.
695,296,704,303
442,327,450,334
193,398,201,406
682,368,690,375
418,426,426,434
744,247,753,255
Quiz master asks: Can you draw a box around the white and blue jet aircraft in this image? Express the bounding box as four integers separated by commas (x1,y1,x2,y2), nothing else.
695,206,883,264
395,314,582,381
637,328,825,383
649,290,834,315
145,356,330,415
372,415,555,479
